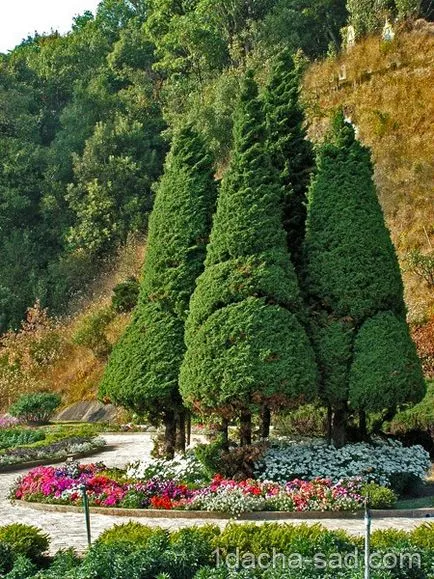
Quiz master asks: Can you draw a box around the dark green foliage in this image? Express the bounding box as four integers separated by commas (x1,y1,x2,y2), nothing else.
259,0,348,58
349,311,426,411
304,114,425,442
180,72,317,421
310,316,354,406
264,50,314,270
305,116,405,323
0,542,14,575
8,392,61,425
0,428,45,450
0,524,49,561
100,126,216,436
111,277,140,312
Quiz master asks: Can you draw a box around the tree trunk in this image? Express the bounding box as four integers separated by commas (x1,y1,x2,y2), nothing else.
220,418,229,451
164,409,176,460
327,405,333,445
332,405,347,448
175,408,186,454
359,410,368,441
239,410,252,447
260,405,271,439
186,411,191,447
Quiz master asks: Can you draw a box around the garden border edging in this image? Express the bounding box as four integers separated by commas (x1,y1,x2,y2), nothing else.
13,501,434,520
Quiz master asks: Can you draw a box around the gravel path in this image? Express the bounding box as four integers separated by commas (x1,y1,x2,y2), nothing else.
0,433,430,554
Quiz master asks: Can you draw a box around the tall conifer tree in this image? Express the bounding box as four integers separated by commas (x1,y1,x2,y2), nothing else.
99,126,216,458
180,72,318,445
304,114,425,447
264,49,314,270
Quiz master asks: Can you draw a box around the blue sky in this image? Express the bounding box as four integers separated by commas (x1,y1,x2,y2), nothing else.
0,0,101,53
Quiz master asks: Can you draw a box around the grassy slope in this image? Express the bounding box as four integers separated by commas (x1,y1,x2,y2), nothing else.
303,24,434,321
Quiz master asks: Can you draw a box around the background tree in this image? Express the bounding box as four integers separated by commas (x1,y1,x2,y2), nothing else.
264,49,314,271
99,126,216,458
180,72,318,446
304,114,425,446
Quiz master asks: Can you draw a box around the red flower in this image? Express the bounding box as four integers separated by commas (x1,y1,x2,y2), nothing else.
150,495,173,510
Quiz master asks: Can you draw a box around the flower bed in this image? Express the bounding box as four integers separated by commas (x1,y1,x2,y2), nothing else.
11,463,371,515
254,439,432,486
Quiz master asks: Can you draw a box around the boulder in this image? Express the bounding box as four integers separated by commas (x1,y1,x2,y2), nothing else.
55,400,118,423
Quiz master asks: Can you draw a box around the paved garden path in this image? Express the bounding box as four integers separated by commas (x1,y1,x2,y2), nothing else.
0,433,431,554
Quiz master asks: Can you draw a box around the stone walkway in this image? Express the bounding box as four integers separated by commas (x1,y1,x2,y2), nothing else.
0,433,430,554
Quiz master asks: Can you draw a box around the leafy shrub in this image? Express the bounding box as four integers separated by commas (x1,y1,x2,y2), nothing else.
79,533,169,578
360,483,398,508
167,527,219,579
36,548,81,577
9,392,61,425
388,472,425,497
96,523,165,548
0,524,49,561
0,428,45,450
4,555,37,578
0,541,14,575
111,278,140,313
274,404,328,437
194,437,225,478
216,523,354,558
370,529,412,550
410,522,434,550
72,307,115,359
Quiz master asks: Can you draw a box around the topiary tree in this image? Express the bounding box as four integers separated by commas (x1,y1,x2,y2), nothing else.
180,71,318,446
264,49,314,272
304,113,425,446
99,126,217,458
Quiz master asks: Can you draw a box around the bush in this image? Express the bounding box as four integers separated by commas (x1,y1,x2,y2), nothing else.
360,483,398,509
9,393,61,425
96,522,165,548
72,306,115,360
0,428,45,450
410,522,434,550
274,405,327,437
111,278,140,313
0,541,14,575
0,523,49,561
4,555,37,578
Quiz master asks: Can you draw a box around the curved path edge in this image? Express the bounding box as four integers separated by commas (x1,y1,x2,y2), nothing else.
13,501,434,521
0,444,114,474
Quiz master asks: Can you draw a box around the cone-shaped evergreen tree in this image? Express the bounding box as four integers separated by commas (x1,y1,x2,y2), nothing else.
304,113,425,447
99,126,217,458
180,72,318,445
264,49,314,270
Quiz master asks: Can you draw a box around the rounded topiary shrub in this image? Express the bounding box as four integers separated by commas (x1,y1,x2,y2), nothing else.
0,523,49,561
8,393,61,425
361,483,398,509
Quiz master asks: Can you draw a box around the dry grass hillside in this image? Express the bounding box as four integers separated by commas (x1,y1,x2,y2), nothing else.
303,22,434,321
0,239,146,413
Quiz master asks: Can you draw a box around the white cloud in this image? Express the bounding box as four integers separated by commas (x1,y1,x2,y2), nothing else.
0,0,102,53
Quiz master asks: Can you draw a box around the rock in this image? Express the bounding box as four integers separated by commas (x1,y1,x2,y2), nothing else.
55,401,118,423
